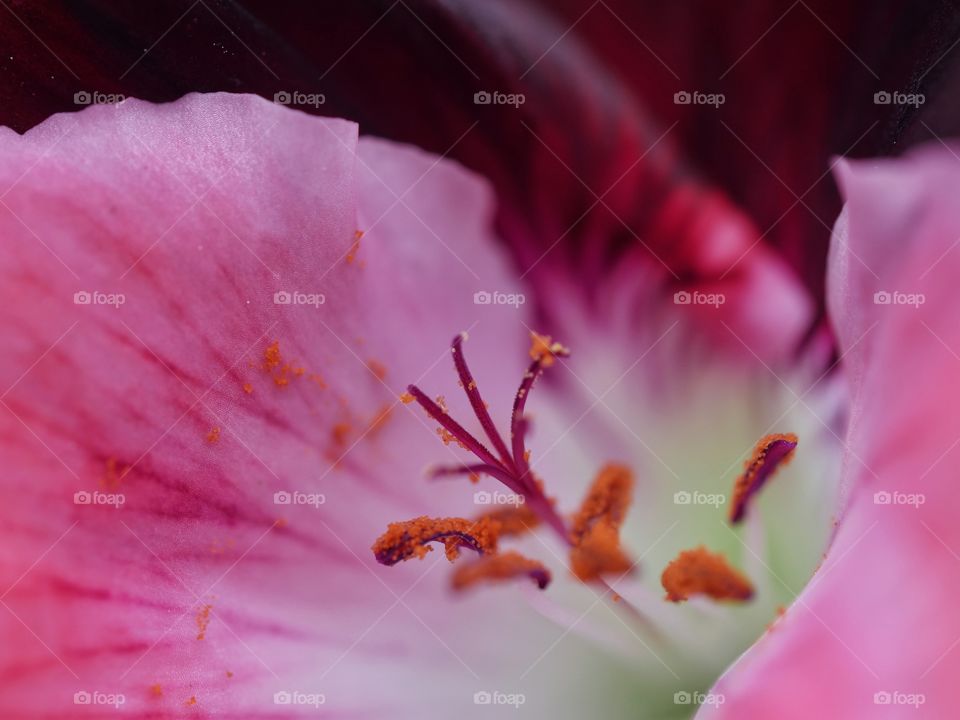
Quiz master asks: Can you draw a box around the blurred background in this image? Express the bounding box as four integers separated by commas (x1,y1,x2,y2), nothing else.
1,0,954,322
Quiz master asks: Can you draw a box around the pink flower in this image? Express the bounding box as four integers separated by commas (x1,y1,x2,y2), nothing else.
0,88,953,718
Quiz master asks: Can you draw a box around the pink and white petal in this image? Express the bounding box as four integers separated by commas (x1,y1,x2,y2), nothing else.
0,93,563,718
700,144,960,717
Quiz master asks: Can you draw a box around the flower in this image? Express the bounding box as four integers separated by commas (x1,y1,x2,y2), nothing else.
0,91,840,718
0,2,955,718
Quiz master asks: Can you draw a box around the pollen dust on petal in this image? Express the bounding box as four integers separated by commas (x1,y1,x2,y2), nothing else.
452,551,551,590
346,229,364,264
185,696,197,707
660,546,754,603
569,464,635,581
372,516,500,565
99,458,131,491
206,427,221,443
252,340,326,392
210,538,236,556
528,331,569,368
326,405,394,465
366,359,387,381
149,684,163,697
195,603,213,640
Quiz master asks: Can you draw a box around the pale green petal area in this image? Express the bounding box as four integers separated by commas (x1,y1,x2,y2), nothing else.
496,301,845,718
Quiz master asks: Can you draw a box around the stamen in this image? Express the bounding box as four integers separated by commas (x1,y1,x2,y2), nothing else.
372,516,500,565
511,333,569,480
475,505,541,537
452,551,551,590
569,464,635,581
451,333,516,470
405,386,504,471
429,463,507,484
661,546,754,603
528,332,569,368
374,333,573,593
729,433,798,524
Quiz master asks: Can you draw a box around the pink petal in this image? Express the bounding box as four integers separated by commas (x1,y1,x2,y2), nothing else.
700,143,960,717
0,93,543,717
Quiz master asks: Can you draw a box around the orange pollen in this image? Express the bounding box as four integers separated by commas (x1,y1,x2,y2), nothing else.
366,359,387,380
475,505,541,537
331,422,351,447
149,684,163,697
569,464,635,581
399,391,415,404
242,382,254,394
195,604,213,640
729,433,798,524
452,551,551,590
372,516,500,565
528,331,569,368
206,427,220,443
346,229,364,263
263,340,282,370
661,546,754,603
